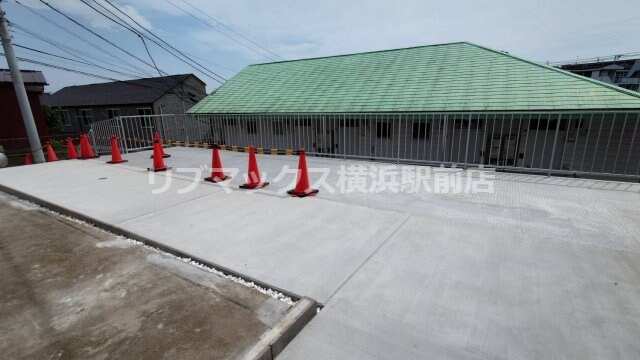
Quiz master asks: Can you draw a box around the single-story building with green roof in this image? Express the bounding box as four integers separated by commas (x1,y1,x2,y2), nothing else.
103,42,640,179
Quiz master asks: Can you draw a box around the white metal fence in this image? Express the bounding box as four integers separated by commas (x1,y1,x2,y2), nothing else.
91,112,640,180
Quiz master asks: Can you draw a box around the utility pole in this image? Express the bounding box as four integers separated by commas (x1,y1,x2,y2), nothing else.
0,0,45,163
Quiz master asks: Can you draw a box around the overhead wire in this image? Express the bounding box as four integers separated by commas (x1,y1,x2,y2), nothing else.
10,23,150,79
10,24,144,78
7,1,215,103
5,52,199,104
13,0,155,77
164,0,280,62
38,0,164,74
13,43,144,78
94,0,227,83
178,0,284,61
78,0,166,78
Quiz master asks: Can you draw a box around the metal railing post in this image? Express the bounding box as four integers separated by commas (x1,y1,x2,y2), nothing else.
442,114,448,163
396,114,402,163
548,115,561,176
117,116,127,154
464,114,471,168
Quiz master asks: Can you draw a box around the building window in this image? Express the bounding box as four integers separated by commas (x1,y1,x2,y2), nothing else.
614,71,627,83
340,118,359,127
453,118,482,129
296,118,312,127
107,108,120,119
80,109,93,126
574,118,589,130
138,108,153,128
574,71,592,78
61,110,71,126
412,121,430,139
529,117,567,130
376,121,391,139
247,120,257,134
273,120,286,135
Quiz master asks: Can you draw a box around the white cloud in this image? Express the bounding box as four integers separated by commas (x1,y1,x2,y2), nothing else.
131,0,640,64
7,0,640,91
18,0,153,32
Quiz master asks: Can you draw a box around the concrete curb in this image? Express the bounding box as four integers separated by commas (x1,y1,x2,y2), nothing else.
243,297,317,360
0,183,305,303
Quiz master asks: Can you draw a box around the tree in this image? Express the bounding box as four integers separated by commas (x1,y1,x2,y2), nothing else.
43,105,63,132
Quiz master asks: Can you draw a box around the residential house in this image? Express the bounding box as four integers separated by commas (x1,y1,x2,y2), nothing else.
0,69,48,142
43,74,206,133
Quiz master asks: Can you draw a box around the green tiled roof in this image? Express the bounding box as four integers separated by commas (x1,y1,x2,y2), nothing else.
188,42,640,114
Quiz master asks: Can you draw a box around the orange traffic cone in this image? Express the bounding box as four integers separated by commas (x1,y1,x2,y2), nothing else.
66,137,78,159
24,153,32,165
148,139,170,172
45,142,59,162
287,148,319,197
239,145,268,189
79,134,98,159
107,135,127,164
150,131,170,158
204,145,230,182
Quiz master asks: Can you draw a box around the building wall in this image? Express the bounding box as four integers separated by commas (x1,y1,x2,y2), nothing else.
153,76,207,115
560,60,640,92
0,83,48,140
561,113,640,174
199,112,640,177
53,76,207,135
57,104,155,134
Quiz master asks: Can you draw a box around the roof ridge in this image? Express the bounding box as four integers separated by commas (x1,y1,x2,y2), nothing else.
463,42,640,100
249,41,468,66
57,74,192,90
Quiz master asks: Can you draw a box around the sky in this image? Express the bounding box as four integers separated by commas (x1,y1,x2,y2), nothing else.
1,0,639,93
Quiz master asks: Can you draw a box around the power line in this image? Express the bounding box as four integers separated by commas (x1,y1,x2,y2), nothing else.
5,53,199,104
182,50,239,73
140,36,163,78
25,0,225,84
78,0,166,77
90,0,226,83
13,0,154,77
79,1,201,105
38,0,163,74
164,0,280,62
178,0,284,61
10,24,151,78
10,23,149,79
101,0,226,83
13,43,143,78
7,1,214,103
8,21,202,104
7,53,127,81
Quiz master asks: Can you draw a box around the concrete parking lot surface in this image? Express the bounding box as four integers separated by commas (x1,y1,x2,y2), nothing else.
0,192,290,359
1,147,640,359
279,215,640,359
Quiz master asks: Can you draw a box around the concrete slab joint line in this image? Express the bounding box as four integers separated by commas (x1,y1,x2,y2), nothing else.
324,214,413,304
243,297,318,360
